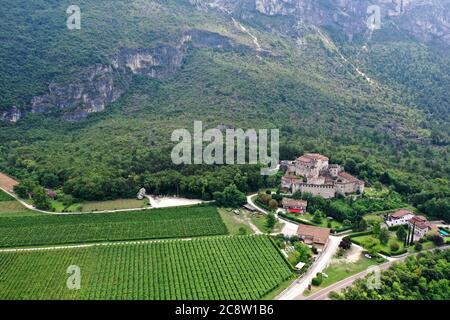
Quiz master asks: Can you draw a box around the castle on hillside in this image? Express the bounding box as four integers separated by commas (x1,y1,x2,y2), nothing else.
280,153,365,199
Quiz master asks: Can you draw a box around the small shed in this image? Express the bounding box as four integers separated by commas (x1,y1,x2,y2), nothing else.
243,204,257,212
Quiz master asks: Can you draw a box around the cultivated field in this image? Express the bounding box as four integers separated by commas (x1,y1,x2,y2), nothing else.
0,173,18,193
0,236,294,300
79,198,148,212
0,205,227,247
0,189,14,201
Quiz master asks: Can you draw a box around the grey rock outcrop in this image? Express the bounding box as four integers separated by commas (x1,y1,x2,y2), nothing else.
3,29,260,122
0,106,21,123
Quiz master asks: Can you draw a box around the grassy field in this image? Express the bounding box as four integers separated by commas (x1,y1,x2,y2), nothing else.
80,199,148,212
351,234,405,256
0,189,14,201
0,236,293,300
0,190,31,215
250,214,284,234
0,200,28,214
304,253,381,296
0,205,227,247
300,213,343,229
218,209,253,235
49,198,148,213
363,214,385,225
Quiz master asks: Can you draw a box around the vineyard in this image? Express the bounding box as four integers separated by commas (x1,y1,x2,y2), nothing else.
0,205,227,247
0,236,294,300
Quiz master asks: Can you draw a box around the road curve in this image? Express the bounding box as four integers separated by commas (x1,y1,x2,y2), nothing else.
0,186,210,215
276,235,343,300
305,245,450,300
246,194,298,236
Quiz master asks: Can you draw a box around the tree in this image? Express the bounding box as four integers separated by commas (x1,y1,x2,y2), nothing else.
13,179,37,199
343,219,352,227
396,225,407,242
312,210,323,224
379,228,390,245
272,193,283,202
344,158,357,174
339,237,352,250
294,242,312,263
257,192,271,206
430,234,444,247
372,222,381,236
365,237,380,255
238,227,247,235
268,199,278,211
32,187,51,210
389,241,400,252
353,218,367,232
292,191,303,200
311,273,323,286
266,213,276,232
373,181,383,191
213,184,246,208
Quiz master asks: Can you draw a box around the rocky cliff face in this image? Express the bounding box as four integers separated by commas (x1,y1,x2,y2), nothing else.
30,65,132,121
0,107,21,123
195,0,449,45
4,29,258,122
2,0,448,122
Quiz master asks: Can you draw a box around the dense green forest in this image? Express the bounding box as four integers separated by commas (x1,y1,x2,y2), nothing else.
335,250,450,300
0,1,448,222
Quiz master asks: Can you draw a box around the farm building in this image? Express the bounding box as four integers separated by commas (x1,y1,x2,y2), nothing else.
296,224,330,252
282,198,307,214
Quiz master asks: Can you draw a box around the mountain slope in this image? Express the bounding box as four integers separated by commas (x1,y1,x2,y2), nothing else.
0,0,448,219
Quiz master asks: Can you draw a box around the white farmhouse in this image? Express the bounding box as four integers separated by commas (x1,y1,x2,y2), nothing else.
386,209,415,227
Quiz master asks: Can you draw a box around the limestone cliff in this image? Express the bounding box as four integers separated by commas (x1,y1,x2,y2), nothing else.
4,29,258,122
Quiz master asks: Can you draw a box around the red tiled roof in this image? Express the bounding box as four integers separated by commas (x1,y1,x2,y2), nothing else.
391,209,413,219
338,172,364,185
282,198,307,208
297,225,330,245
409,216,431,229
305,153,329,161
297,153,329,163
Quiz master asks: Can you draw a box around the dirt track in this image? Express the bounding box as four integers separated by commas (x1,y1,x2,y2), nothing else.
0,172,18,192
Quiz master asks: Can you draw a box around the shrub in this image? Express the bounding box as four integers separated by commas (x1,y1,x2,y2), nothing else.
389,241,400,252
339,237,352,250
238,227,247,235
268,199,278,210
430,235,444,247
311,273,323,286
414,243,423,251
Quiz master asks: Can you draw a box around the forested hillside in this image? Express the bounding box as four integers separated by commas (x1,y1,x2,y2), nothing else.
0,0,448,221
335,250,450,300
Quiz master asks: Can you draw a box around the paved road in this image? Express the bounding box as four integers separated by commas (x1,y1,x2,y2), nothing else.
305,261,392,300
0,237,195,253
247,193,344,300
305,245,450,300
246,194,298,236
276,235,343,300
0,185,209,216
